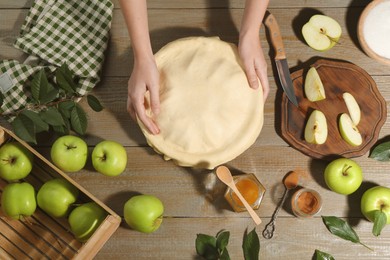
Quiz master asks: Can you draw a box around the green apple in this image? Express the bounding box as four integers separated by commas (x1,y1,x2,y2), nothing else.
343,92,361,125
304,110,328,144
124,194,164,233
302,14,342,51
68,202,107,242
324,158,363,195
361,186,390,224
304,67,326,102
50,135,88,172
37,178,79,218
0,142,33,182
92,140,127,176
339,113,362,146
1,182,36,220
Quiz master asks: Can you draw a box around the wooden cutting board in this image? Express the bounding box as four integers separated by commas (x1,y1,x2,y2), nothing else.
280,59,387,160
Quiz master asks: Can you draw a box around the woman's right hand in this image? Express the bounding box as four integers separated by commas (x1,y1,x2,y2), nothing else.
127,56,161,135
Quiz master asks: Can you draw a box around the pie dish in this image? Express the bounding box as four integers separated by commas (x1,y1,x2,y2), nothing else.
138,37,264,169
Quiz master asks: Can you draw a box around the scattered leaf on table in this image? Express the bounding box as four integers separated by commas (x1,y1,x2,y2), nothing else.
87,94,104,112
314,249,335,260
321,216,372,251
373,210,387,236
242,228,260,260
370,141,390,161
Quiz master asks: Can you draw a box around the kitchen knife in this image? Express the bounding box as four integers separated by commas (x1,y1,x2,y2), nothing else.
264,11,299,107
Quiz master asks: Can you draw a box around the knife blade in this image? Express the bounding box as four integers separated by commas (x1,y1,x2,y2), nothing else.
264,11,299,107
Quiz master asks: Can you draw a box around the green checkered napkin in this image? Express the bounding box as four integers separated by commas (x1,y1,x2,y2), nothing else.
0,0,113,116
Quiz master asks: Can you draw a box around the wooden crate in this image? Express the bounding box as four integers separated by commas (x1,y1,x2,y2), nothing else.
0,127,121,259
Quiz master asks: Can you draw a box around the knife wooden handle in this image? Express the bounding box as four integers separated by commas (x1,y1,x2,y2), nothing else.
264,11,286,60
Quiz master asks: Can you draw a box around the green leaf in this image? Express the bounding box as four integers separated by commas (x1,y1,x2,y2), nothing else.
322,216,372,250
70,104,87,135
55,63,76,94
87,94,104,112
314,249,335,260
370,141,390,161
322,216,359,243
11,115,37,144
39,83,59,104
242,228,260,260
40,107,65,126
58,100,76,118
216,230,230,252
31,69,49,102
373,210,387,236
21,110,49,133
196,233,217,257
220,248,231,260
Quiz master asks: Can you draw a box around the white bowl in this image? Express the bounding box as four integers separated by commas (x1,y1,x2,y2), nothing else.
358,0,390,65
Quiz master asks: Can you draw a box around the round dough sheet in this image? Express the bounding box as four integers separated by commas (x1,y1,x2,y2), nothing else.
138,37,264,169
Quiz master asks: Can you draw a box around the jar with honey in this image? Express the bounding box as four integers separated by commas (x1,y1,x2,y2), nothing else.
224,173,266,212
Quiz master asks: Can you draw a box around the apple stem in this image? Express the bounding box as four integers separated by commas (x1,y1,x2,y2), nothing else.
342,165,352,176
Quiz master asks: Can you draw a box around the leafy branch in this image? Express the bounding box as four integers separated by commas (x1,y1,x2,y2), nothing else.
0,64,103,143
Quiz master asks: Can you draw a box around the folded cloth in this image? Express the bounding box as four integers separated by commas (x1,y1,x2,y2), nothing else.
0,0,113,116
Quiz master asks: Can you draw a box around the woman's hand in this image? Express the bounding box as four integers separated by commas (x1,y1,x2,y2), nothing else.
238,33,270,102
127,56,160,135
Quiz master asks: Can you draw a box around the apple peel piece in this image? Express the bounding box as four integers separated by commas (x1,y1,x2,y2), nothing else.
343,92,361,125
304,67,326,102
304,110,328,145
339,113,362,146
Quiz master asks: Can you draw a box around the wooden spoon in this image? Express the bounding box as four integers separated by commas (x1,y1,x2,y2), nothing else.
216,166,262,225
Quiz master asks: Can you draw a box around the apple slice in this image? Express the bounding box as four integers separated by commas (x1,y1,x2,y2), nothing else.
302,14,342,51
304,67,326,101
343,92,361,125
339,113,362,146
304,110,328,144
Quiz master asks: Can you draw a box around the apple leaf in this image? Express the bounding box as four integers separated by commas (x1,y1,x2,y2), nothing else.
87,94,104,112
21,110,49,133
31,69,49,103
58,100,76,119
369,141,390,161
11,114,37,144
314,249,335,260
242,228,260,260
373,210,387,236
40,107,65,126
56,63,76,94
216,230,230,252
70,103,87,135
195,233,219,259
322,216,372,251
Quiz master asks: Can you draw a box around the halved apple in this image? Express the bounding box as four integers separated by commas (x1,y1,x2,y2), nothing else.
343,92,361,125
302,14,342,51
339,113,362,146
304,67,326,101
304,110,328,144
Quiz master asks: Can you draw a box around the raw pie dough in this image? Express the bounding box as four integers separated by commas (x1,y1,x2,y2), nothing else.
138,37,264,169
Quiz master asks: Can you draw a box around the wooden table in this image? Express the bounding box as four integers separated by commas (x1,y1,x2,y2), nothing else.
1,0,390,259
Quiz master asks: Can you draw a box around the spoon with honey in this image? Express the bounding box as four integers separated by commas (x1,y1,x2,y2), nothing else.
216,166,262,225
262,170,299,239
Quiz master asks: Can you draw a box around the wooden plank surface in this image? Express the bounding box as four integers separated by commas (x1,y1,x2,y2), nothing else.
1,0,390,259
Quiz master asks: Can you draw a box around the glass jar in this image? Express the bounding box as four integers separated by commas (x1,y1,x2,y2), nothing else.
224,173,266,212
291,188,322,218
